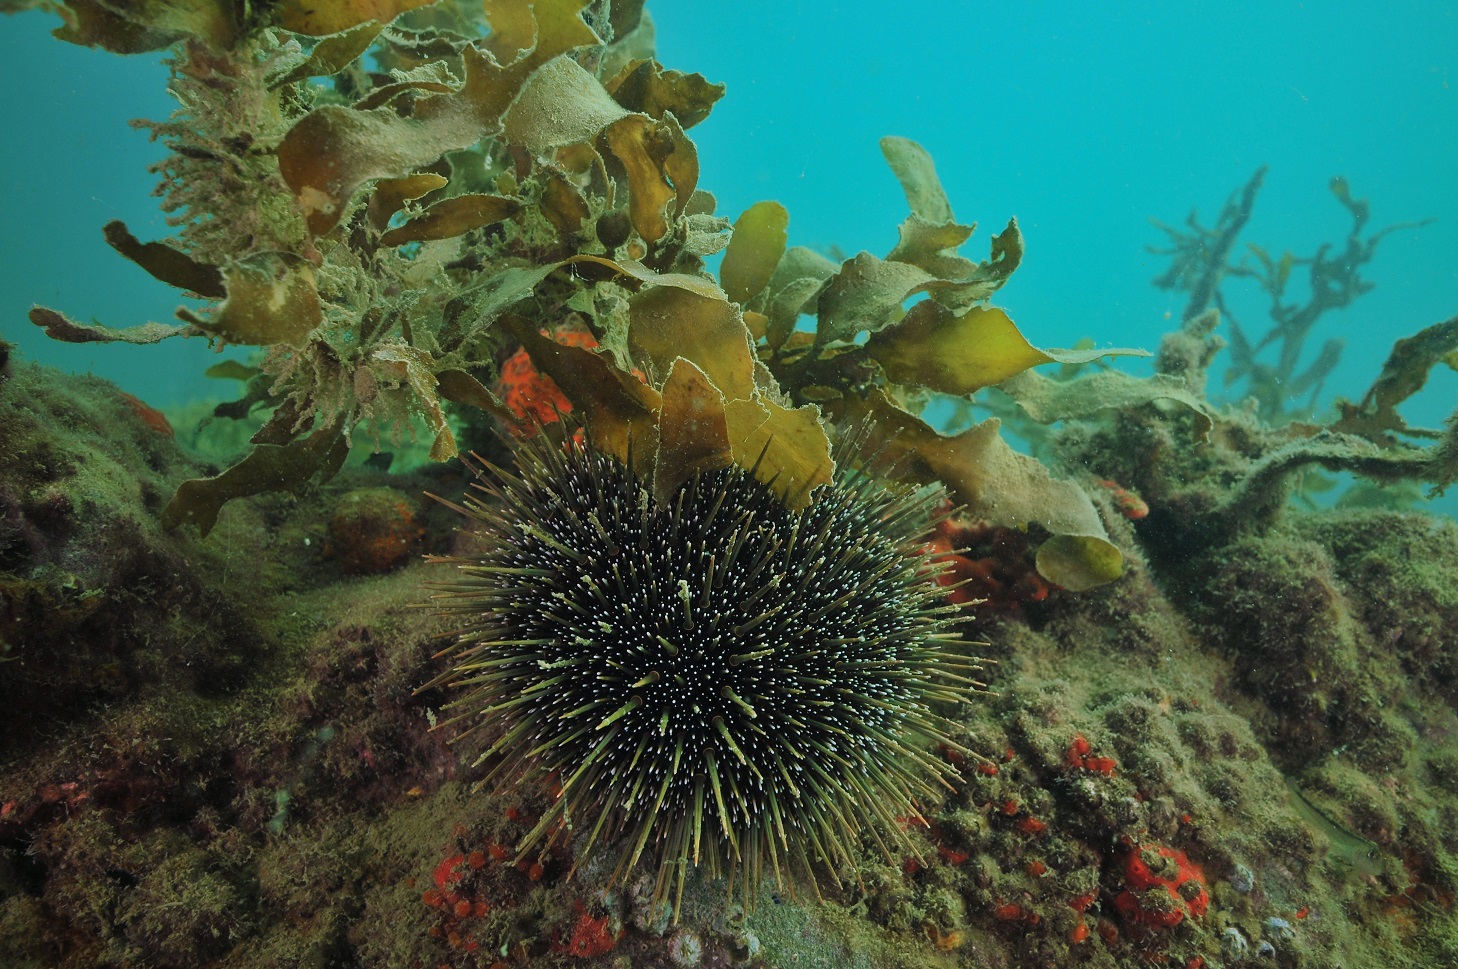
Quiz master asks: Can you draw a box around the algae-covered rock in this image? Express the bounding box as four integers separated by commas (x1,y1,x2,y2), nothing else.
0,361,465,968
4,1,1458,966
0,363,265,755
6,327,1458,969
326,487,424,575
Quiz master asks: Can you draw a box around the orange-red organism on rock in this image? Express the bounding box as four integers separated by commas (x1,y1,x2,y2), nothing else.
1112,844,1209,928
1096,479,1149,520
1065,734,1119,777
118,391,174,437
495,330,599,431
327,487,423,574
554,901,619,958
928,518,1056,616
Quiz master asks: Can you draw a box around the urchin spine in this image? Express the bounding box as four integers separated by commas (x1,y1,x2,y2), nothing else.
424,432,983,907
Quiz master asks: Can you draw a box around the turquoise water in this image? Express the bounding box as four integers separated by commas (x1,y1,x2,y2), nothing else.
656,1,1458,428
4,1,1455,418
3,7,1458,964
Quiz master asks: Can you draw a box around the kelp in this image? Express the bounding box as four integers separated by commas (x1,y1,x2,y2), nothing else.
1206,420,1458,541
277,0,437,37
998,369,1216,441
180,254,322,346
27,0,737,530
28,307,199,345
25,0,1165,591
504,259,832,509
842,391,1122,592
378,193,521,246
277,6,603,236
736,135,1159,587
1144,175,1456,525
867,303,1145,397
604,58,724,129
162,420,350,536
504,310,662,462
1332,315,1458,443
101,219,225,297
52,0,240,52
720,201,788,305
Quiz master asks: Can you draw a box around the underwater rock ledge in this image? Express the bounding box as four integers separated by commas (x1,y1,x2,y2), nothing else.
4,359,1458,967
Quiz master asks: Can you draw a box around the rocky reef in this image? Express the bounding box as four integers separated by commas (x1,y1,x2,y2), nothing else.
4,1,1458,968
8,314,1458,968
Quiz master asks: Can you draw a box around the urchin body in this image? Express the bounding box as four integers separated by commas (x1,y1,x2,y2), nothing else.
428,433,978,905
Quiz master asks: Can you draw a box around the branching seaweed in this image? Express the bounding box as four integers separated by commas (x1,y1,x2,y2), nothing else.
1150,170,1432,422
1141,170,1458,532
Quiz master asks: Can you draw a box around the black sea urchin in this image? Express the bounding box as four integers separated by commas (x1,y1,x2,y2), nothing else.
425,431,982,906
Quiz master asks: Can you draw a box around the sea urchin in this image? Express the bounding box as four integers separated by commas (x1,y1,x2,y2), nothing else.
425,430,982,906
